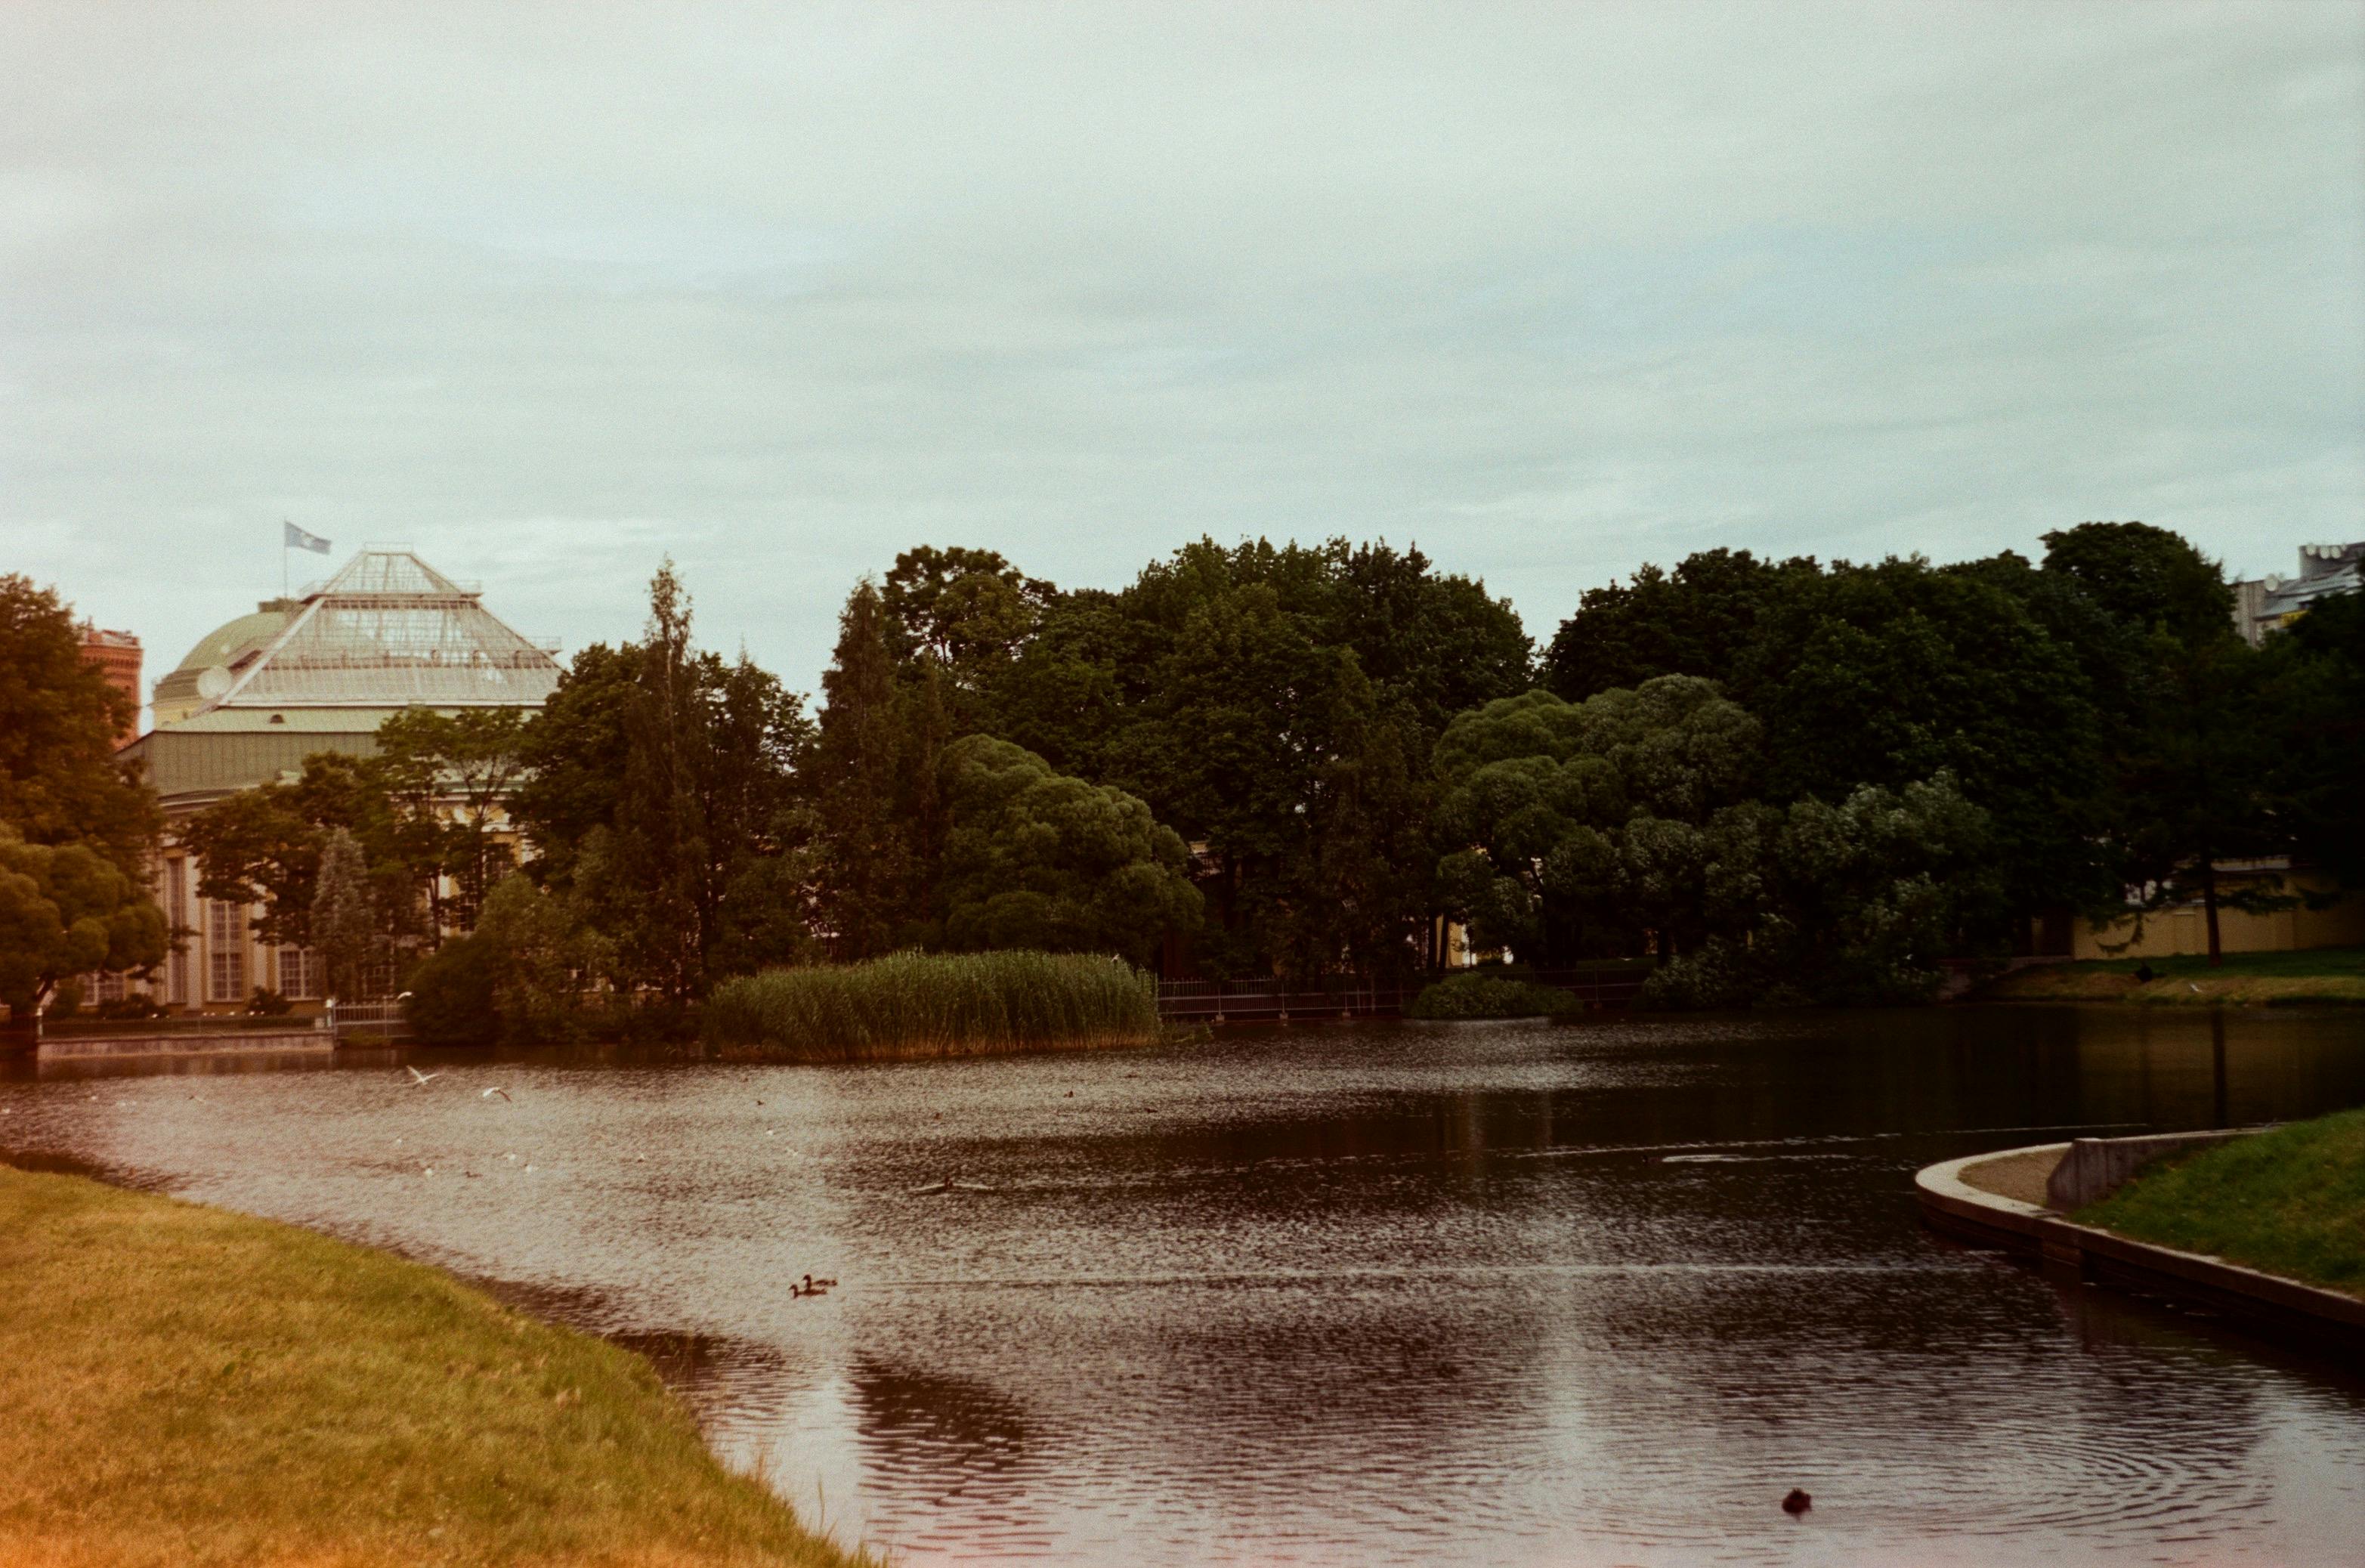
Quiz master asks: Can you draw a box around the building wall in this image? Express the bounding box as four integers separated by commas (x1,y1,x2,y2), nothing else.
2072,873,2365,960
137,844,329,1016
78,626,143,747
140,805,526,1015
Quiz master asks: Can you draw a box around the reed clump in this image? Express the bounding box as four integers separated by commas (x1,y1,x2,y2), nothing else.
701,949,1161,1061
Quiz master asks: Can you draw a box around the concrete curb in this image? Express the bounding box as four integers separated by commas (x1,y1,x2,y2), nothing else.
1916,1144,2365,1356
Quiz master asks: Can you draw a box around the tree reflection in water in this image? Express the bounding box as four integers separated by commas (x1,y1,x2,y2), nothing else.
5,1005,2364,1564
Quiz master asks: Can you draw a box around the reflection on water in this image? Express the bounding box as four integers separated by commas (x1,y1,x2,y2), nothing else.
7,1006,2365,1565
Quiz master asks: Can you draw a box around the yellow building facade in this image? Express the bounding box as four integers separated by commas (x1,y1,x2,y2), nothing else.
2070,867,2365,961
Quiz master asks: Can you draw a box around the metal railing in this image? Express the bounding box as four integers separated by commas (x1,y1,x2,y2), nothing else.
1155,979,1418,1022
326,1000,413,1041
1156,965,1650,1022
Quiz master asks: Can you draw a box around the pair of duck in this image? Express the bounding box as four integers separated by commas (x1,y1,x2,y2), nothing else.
790,1273,838,1299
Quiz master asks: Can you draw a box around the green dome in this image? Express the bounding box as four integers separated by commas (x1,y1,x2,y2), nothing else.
152,603,295,726
168,606,291,675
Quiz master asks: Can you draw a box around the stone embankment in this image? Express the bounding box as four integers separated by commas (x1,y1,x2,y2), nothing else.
1917,1131,2365,1353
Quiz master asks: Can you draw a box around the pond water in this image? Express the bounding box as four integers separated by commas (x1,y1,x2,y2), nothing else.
6,1006,2364,1565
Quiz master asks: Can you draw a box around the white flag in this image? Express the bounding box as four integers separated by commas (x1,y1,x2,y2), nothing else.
283,521,332,554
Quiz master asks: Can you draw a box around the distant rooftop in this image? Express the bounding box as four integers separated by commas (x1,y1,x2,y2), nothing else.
2233,541,2363,646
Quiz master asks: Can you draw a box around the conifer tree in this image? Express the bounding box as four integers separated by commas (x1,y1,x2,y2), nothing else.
810,581,942,957
311,827,376,1001
614,560,710,994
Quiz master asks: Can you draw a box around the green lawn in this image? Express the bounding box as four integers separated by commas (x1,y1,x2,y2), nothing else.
2072,947,2365,979
1983,946,2365,1005
0,1165,867,1568
2076,1108,2365,1297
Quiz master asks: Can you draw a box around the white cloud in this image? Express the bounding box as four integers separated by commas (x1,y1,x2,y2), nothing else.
4,1,2360,690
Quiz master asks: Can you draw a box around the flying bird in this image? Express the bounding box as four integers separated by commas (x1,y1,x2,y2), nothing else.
406,1066,441,1086
481,1087,512,1102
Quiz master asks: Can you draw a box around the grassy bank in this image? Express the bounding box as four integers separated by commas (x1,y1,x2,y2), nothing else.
2076,1108,2365,1299
1979,946,2365,1007
0,1165,864,1568
702,948,1160,1061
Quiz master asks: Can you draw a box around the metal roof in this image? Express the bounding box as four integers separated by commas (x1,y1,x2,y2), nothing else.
175,549,564,714
125,726,384,810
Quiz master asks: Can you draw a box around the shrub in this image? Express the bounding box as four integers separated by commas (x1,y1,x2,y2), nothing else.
402,936,500,1047
94,992,164,1020
472,874,611,1045
1638,939,1767,1010
1407,972,1579,1020
245,988,293,1016
702,949,1158,1060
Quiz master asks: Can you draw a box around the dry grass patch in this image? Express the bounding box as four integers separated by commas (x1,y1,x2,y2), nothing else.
0,1166,868,1568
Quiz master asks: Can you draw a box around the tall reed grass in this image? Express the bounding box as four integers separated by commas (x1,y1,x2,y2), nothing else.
701,949,1161,1061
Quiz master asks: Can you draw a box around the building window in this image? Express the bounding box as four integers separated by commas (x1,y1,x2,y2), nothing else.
277,946,322,1000
95,972,126,1004
206,900,246,1003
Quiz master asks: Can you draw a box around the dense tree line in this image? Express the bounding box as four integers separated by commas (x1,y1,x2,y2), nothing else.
1539,522,2360,971
8,519,2358,1037
400,539,1532,1034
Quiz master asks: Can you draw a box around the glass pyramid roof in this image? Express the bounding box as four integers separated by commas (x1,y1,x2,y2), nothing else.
203,549,564,711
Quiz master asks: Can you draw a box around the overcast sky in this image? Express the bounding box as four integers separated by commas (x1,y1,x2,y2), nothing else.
7,2,2362,711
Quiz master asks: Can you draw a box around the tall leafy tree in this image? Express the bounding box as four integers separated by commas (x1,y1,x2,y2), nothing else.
581,563,811,996
183,713,526,955
0,574,161,877
1543,548,2102,938
1742,556,2098,929
1276,707,1436,979
2037,523,2278,963
1105,582,1376,976
935,735,1200,964
179,786,321,948
2254,589,2365,891
1542,549,1818,700
607,561,709,993
985,590,1144,780
510,643,641,892
880,546,1056,725
974,537,1529,977
0,824,168,1027
1433,676,1767,963
375,707,530,929
2039,521,2237,649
